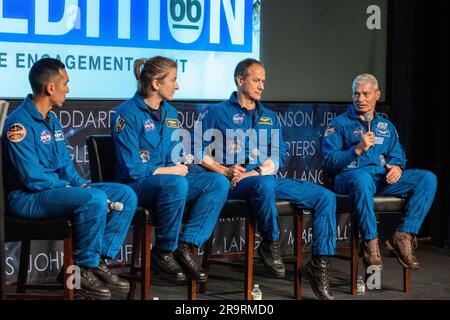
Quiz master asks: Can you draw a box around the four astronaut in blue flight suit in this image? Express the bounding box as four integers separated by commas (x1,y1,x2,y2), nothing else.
194,58,337,300
4,58,438,301
111,56,229,283
2,58,136,299
322,74,437,270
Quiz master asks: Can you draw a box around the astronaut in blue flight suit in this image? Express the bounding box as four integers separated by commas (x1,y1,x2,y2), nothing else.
322,73,437,270
194,58,337,300
111,56,229,283
2,58,136,299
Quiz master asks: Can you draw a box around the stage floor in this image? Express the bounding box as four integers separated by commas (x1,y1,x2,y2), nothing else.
117,242,450,300
4,242,450,300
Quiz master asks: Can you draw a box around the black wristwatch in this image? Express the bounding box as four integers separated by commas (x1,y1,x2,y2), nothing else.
254,166,262,175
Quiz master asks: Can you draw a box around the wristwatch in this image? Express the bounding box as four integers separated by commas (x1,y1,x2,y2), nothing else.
254,166,263,175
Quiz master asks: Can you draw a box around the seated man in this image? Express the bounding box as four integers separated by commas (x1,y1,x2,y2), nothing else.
194,58,337,300
2,58,137,299
322,73,437,270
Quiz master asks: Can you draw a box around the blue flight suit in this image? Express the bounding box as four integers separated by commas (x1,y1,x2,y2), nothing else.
194,92,336,255
322,105,437,240
2,95,137,268
111,92,229,252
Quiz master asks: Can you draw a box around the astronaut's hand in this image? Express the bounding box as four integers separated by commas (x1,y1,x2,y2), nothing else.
355,132,375,155
230,170,258,188
385,164,402,184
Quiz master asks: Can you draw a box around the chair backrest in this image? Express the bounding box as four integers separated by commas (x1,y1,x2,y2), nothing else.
86,135,115,183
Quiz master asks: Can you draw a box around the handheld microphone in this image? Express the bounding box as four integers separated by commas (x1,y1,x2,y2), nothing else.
107,200,124,212
364,112,373,132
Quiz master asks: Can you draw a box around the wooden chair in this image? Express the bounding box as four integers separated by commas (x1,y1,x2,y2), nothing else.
4,217,74,299
199,200,303,300
335,194,410,294
87,135,197,300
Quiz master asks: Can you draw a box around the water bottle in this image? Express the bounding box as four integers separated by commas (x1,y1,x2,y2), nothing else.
251,284,262,300
357,275,366,295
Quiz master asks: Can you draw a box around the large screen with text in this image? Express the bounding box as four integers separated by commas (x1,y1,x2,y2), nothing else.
0,0,260,100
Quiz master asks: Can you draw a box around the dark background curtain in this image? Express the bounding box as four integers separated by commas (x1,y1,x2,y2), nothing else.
390,0,450,246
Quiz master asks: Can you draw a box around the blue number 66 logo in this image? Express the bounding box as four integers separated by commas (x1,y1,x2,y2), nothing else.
168,0,204,44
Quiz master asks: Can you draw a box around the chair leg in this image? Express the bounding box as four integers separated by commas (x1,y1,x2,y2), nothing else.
188,245,197,300
17,240,31,294
403,267,411,293
127,226,141,300
140,224,151,300
294,213,303,299
199,235,213,294
351,220,359,295
63,236,74,300
244,217,255,300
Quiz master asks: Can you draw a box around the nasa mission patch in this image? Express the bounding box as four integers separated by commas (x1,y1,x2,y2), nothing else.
6,123,27,143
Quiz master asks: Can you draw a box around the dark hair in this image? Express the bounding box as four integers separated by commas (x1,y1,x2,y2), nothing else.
233,58,264,86
29,58,66,94
134,56,177,98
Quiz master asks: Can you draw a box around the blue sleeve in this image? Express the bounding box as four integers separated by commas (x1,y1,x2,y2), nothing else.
321,122,359,173
4,124,70,191
58,143,89,186
112,113,160,179
269,116,287,171
386,125,407,169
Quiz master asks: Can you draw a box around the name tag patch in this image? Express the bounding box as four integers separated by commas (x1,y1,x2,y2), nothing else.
374,137,384,145
54,130,65,141
257,117,273,126
166,118,180,128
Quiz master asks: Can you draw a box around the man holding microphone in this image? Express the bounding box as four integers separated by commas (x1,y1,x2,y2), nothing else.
322,73,437,271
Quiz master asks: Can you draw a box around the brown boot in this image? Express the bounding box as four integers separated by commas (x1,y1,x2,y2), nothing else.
388,231,420,269
363,237,383,270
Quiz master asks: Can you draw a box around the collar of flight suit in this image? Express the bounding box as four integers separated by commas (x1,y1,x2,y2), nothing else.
22,94,53,124
132,91,167,119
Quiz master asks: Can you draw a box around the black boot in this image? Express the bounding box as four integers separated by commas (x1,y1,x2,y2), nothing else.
57,265,112,300
257,241,286,278
79,267,112,300
93,260,130,293
174,242,208,282
151,248,187,284
302,255,334,300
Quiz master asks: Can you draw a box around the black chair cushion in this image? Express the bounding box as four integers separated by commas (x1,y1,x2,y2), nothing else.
5,215,72,242
131,207,153,225
336,195,406,213
219,200,301,218
276,201,301,216
220,200,251,218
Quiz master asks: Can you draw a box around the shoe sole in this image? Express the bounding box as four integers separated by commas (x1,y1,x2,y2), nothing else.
301,266,333,301
184,273,208,283
387,240,419,270
103,284,131,293
392,250,419,270
151,261,187,284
